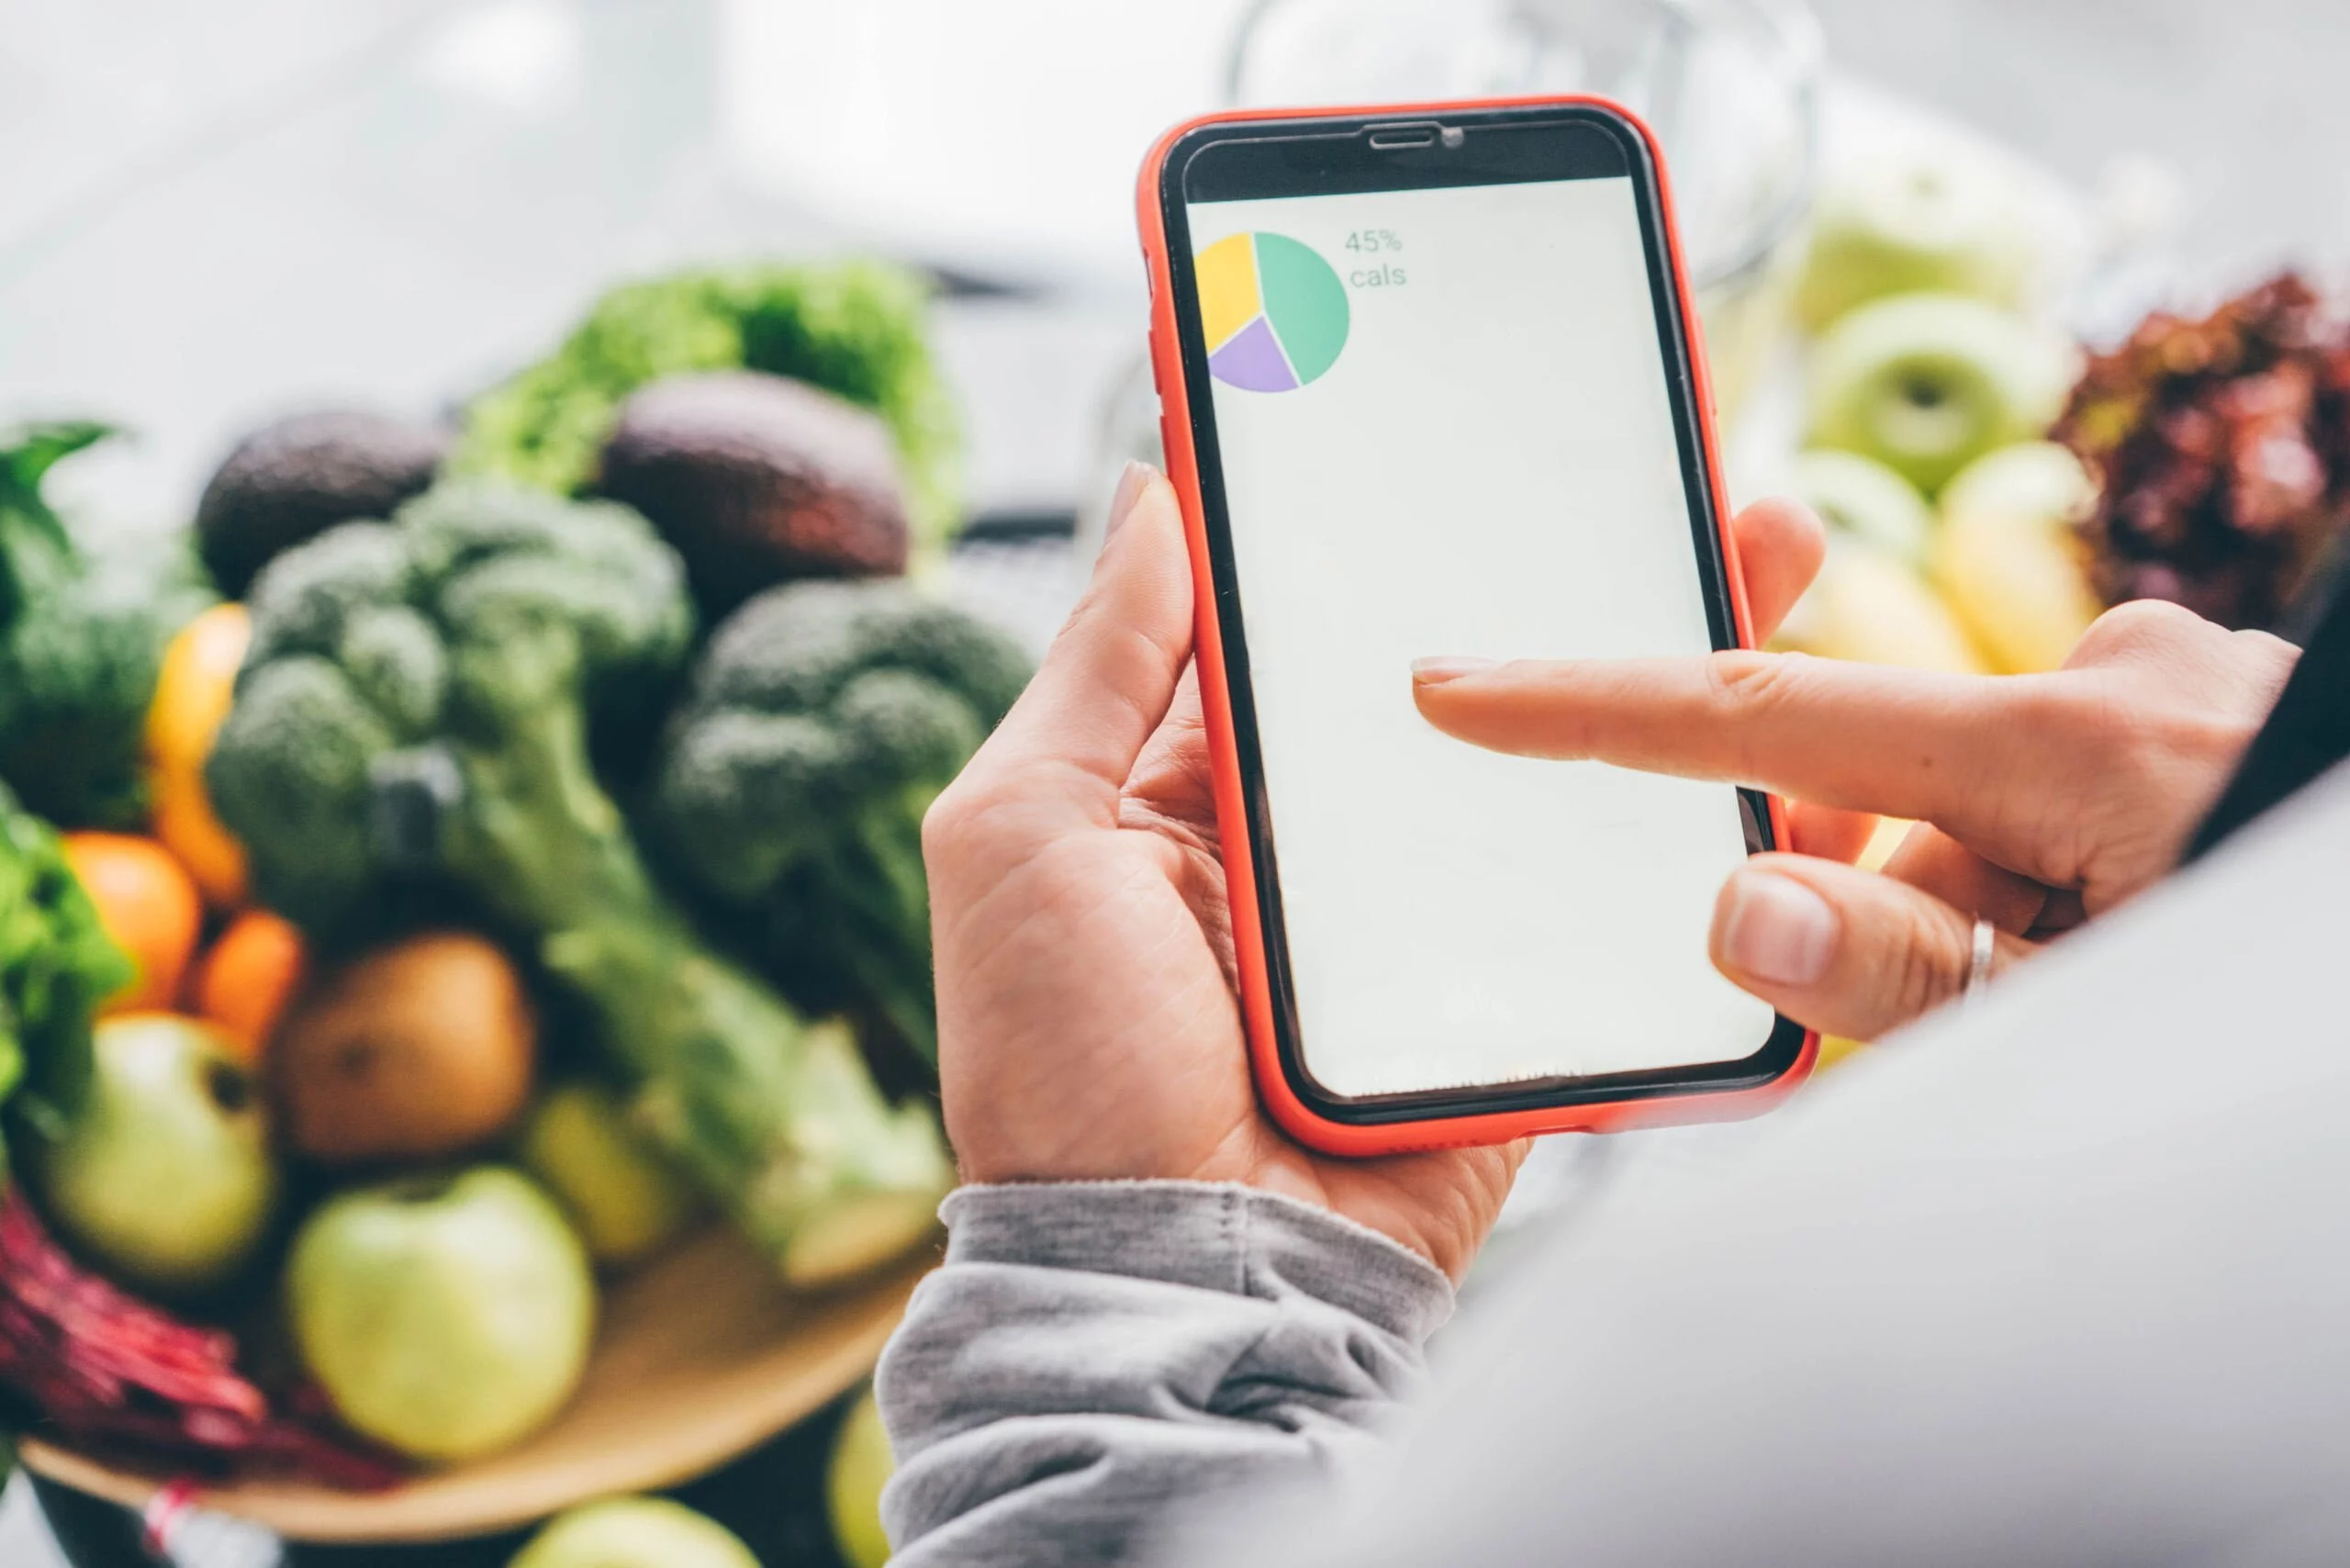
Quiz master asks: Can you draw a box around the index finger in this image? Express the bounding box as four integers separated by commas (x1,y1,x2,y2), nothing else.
1411,651,2056,848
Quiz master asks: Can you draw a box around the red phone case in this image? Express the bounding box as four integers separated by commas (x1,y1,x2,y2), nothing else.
1136,96,1818,1157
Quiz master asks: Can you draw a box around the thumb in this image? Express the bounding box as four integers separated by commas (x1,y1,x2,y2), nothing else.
960,463,1194,824
1709,854,2033,1042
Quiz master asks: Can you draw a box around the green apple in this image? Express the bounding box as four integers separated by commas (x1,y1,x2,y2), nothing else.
35,1014,278,1294
1797,146,2039,330
1785,449,1935,566
1807,292,2076,495
827,1385,894,1568
508,1496,757,1568
519,1081,704,1269
287,1166,595,1463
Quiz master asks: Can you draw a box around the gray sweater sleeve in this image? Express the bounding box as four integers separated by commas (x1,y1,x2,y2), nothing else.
874,1180,1452,1568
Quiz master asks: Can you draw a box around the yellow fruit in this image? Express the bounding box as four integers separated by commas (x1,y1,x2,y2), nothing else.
151,788,245,912
147,603,252,907
1815,1036,1871,1072
520,1081,704,1268
828,1386,895,1568
1934,512,2098,673
1935,515,2099,673
1772,539,1986,673
1857,815,1915,872
1933,442,2102,673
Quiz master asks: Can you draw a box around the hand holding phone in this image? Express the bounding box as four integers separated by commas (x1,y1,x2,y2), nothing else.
923,459,1823,1274
1138,98,1816,1154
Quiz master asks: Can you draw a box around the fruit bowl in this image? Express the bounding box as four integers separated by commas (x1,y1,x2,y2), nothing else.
18,1226,929,1544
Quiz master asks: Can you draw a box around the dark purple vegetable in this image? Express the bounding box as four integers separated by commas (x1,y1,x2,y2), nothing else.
597,371,911,617
2057,273,2350,631
0,1190,398,1487
196,409,448,598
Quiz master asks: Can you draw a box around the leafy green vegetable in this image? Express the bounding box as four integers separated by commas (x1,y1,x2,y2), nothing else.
453,262,959,547
0,424,214,827
207,484,951,1284
0,778,134,1172
0,765,124,1479
652,580,1029,1066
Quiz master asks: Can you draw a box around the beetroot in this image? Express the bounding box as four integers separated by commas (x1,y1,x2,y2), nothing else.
0,1189,397,1488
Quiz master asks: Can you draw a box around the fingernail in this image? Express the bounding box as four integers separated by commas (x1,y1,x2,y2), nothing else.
1718,869,1838,986
1105,461,1157,539
1412,656,1497,685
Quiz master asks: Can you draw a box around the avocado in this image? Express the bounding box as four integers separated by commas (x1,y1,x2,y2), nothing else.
595,371,911,617
195,409,449,596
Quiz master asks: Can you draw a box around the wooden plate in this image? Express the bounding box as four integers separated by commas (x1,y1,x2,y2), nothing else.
21,1225,932,1544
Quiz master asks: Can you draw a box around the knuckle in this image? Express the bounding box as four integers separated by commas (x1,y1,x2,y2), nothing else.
1704,649,1794,705
1886,897,1967,1023
2230,626,2301,675
2227,626,2302,705
1702,651,1813,778
1703,650,1810,733
921,781,982,867
2064,598,2208,668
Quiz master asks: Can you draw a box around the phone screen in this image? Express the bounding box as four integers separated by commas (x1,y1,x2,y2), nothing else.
1178,127,1778,1103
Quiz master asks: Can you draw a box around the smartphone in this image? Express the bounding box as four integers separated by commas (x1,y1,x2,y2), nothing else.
1137,98,1816,1157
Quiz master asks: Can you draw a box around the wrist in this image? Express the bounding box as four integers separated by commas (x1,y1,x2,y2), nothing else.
940,1179,1455,1342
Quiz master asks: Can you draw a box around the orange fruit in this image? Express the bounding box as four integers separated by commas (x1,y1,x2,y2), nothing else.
192,910,308,1062
62,833,204,1015
146,602,252,908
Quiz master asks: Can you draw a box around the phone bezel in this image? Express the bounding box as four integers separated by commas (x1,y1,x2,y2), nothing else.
1155,101,1810,1126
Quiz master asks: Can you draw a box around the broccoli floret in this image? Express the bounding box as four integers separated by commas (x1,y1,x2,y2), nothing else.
336,606,447,735
205,656,402,933
238,521,418,665
208,484,948,1285
652,580,1031,1066
0,425,213,827
450,262,959,549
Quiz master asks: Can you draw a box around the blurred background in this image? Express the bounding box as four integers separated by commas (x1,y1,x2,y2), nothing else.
8,0,2349,552
6,1,2349,1563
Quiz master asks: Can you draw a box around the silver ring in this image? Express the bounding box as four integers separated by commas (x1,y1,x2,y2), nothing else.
1962,916,1997,1005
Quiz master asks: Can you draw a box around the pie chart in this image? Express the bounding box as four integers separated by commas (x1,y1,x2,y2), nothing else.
1196,231,1350,393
